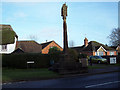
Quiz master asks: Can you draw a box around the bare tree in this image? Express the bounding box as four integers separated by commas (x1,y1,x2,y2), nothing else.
108,28,120,46
69,40,75,47
29,34,38,41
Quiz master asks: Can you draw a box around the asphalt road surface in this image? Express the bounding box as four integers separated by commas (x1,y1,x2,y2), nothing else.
2,72,120,88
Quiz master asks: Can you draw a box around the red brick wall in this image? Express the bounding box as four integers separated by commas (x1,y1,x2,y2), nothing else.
81,51,117,56
84,39,88,47
103,52,106,56
42,41,63,54
114,51,117,55
93,52,95,56
107,51,117,56
107,51,110,55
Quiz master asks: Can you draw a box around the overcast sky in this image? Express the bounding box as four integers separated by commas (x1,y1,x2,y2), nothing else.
2,2,118,47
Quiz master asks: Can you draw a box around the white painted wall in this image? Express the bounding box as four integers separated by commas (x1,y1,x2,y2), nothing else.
0,37,17,54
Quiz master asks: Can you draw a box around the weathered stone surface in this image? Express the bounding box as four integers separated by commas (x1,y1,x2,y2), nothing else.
50,3,88,74
81,58,88,67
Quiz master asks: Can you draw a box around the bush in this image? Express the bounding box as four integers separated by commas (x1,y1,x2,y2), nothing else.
48,47,61,54
2,53,51,69
68,48,79,62
48,47,62,63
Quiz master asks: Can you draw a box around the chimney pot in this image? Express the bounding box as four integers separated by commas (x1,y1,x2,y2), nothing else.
84,37,88,47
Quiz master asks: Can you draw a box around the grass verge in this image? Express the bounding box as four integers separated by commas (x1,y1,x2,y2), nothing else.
2,68,60,83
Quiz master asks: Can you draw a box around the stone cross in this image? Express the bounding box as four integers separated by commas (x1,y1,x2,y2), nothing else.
61,3,68,54
61,3,67,20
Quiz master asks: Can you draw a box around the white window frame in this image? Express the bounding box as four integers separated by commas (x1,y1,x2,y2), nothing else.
97,46,107,52
110,51,114,56
1,45,7,51
96,46,107,56
97,51,104,56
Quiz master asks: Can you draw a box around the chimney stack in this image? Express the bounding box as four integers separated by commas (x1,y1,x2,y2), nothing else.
84,37,88,47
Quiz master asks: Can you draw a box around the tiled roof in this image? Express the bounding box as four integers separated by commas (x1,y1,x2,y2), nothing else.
16,41,42,53
71,41,115,52
0,24,18,45
109,46,118,49
40,41,53,49
40,40,63,50
71,46,84,52
89,41,115,51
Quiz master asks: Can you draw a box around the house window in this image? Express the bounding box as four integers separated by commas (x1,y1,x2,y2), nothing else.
49,46,53,48
97,52,104,56
99,52,104,56
110,52,114,56
95,52,98,56
2,45,7,51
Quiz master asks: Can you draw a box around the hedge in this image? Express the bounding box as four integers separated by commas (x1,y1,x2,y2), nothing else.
2,53,51,69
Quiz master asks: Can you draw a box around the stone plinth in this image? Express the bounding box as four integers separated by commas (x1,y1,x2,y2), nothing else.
81,58,88,68
51,53,88,74
51,53,86,74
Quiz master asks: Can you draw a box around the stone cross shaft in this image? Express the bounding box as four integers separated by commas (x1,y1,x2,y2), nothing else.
61,3,68,54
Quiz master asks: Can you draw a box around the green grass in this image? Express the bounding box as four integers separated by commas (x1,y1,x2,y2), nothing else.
114,64,120,66
2,68,60,83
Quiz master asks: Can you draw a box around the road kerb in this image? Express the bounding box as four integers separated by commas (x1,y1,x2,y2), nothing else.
2,70,120,85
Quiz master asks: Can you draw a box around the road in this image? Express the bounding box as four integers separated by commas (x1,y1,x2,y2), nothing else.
2,72,120,88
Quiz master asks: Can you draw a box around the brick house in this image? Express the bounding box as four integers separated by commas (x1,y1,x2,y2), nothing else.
40,40,63,54
110,44,120,54
13,41,42,53
72,37,117,56
116,45,120,54
14,40,63,54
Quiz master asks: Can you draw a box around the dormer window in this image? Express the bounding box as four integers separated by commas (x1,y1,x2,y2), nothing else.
2,45,7,51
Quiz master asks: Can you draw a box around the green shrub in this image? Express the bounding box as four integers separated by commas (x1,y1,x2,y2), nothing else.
48,47,61,54
48,47,62,63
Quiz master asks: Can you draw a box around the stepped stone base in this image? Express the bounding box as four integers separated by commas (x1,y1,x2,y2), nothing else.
51,54,88,75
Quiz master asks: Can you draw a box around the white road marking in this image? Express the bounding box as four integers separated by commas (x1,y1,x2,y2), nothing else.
85,81,120,88
7,83,12,84
17,81,26,84
2,81,26,85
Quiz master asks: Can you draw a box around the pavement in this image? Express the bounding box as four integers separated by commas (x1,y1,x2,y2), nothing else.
88,64,120,73
63,64,120,77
